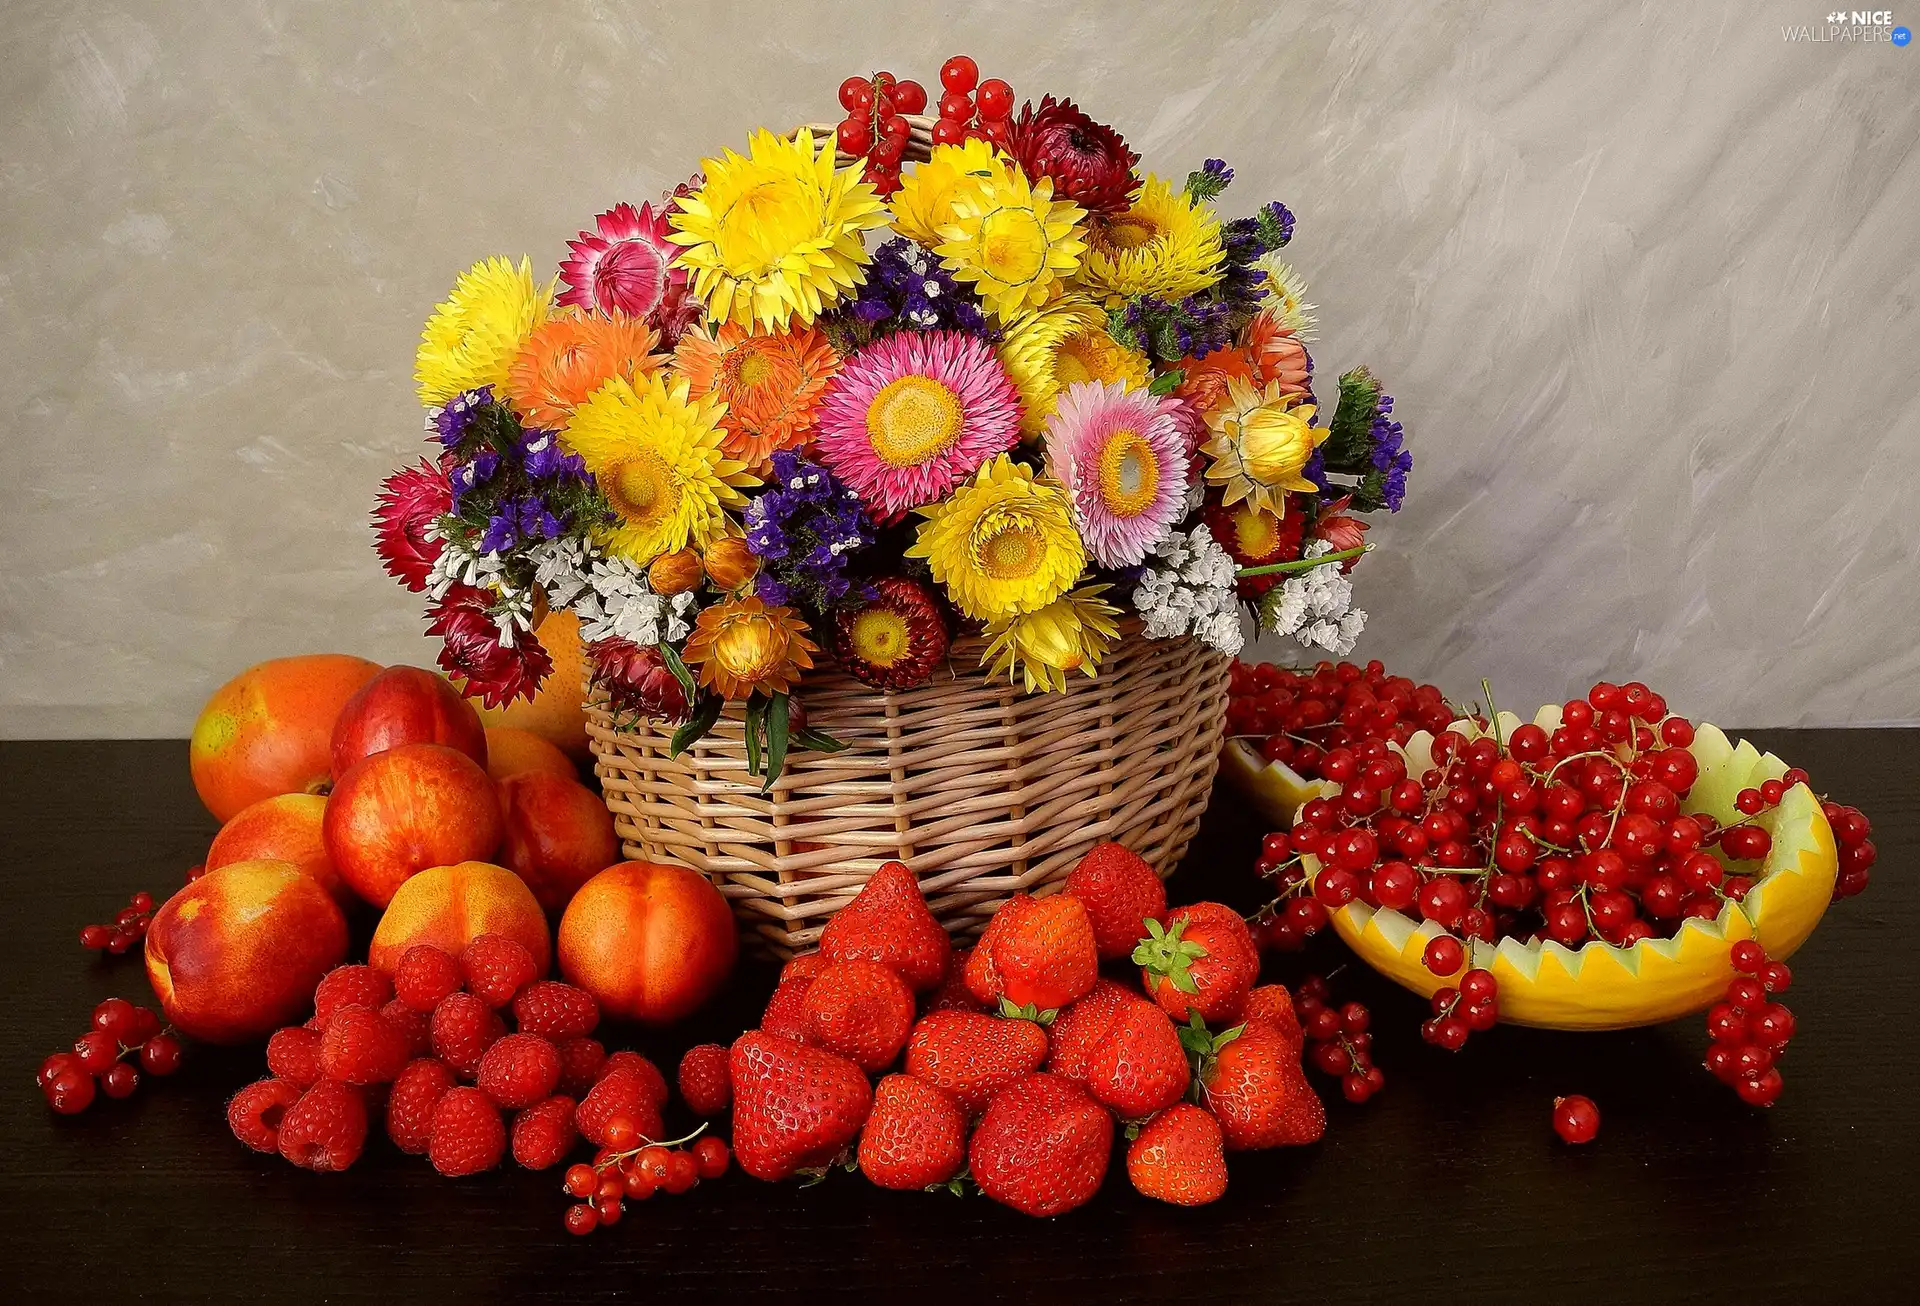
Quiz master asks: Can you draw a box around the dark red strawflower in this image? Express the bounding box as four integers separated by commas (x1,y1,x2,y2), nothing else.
427,583,552,708
1007,96,1140,215
587,637,690,723
372,459,452,592
1203,493,1305,599
831,577,950,692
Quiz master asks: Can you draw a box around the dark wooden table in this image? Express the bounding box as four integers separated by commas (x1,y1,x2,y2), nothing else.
2,732,1915,1304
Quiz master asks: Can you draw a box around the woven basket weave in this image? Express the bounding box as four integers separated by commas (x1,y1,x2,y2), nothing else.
587,623,1230,960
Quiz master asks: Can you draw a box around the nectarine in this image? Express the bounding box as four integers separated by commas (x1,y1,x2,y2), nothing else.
331,665,487,777
204,792,347,904
368,861,551,975
189,654,381,822
323,743,503,908
473,608,588,761
484,727,576,783
558,862,736,1025
498,772,619,913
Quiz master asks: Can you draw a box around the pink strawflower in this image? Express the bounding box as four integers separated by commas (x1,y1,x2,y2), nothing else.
1042,380,1189,568
372,458,452,592
558,202,686,322
813,330,1021,518
1311,494,1370,570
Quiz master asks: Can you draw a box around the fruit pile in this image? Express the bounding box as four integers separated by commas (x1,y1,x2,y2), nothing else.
1227,658,1457,781
1703,940,1798,1107
714,849,1322,1214
37,998,184,1114
78,889,157,956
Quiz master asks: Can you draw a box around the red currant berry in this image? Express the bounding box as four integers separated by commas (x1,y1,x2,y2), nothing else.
564,1203,598,1235
1734,788,1764,815
691,1136,731,1179
891,79,927,115
975,78,1014,120
92,997,137,1041
937,90,974,122
1729,939,1767,974
564,1163,598,1198
594,1196,623,1226
73,1029,119,1075
138,1033,183,1076
1734,1068,1784,1108
45,1068,96,1114
101,1062,139,1099
1759,961,1792,994
838,76,870,111
930,117,966,146
940,55,979,93
836,118,872,157
1726,976,1766,1011
1422,934,1465,976
1552,1094,1600,1143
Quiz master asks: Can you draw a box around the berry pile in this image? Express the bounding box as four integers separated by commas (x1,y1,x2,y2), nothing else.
1419,954,1500,1052
716,848,1324,1215
833,70,927,197
1295,977,1384,1103
929,55,1014,147
1228,659,1456,785
1703,940,1797,1107
78,888,156,956
38,998,183,1114
560,1128,730,1235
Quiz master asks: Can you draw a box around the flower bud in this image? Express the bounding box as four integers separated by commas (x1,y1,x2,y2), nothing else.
647,548,703,596
702,536,761,592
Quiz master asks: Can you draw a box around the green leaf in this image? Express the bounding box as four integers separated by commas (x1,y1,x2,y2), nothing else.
659,642,698,705
1321,365,1382,472
793,726,847,754
762,691,790,792
669,696,722,757
743,696,764,778
997,997,1057,1027
1147,369,1183,397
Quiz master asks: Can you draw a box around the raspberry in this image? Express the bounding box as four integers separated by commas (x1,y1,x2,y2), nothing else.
576,1068,665,1149
319,1006,410,1086
428,1085,506,1177
430,992,507,1077
462,934,540,1008
380,999,433,1058
553,1037,607,1097
511,981,599,1039
677,1044,732,1116
227,1078,302,1154
265,1026,323,1087
277,1080,369,1172
313,964,394,1025
394,944,464,1012
386,1057,457,1154
476,1033,563,1110
599,1052,668,1111
510,1094,578,1170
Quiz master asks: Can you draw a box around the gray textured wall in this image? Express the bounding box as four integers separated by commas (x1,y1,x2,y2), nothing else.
3,0,1915,736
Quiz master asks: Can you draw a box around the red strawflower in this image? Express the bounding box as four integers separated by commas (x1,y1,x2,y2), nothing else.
830,577,950,692
372,459,451,592
586,637,690,722
1203,493,1305,599
1007,97,1140,215
426,584,552,709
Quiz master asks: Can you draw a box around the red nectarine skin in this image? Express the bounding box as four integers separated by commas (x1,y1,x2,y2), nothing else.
558,862,738,1025
144,859,348,1044
205,792,348,903
322,743,504,908
367,860,552,974
189,654,381,823
498,773,619,914
330,665,488,778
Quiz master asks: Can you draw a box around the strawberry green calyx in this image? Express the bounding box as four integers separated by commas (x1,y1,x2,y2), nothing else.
998,996,1059,1026
1132,918,1211,995
1177,1012,1246,1099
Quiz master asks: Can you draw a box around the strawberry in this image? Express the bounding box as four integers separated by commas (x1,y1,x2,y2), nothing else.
728,1030,873,1181
1193,1019,1325,1150
1242,984,1303,1047
576,1067,665,1148
760,977,815,1042
319,1005,410,1085
779,952,827,986
227,1077,302,1154
858,1074,966,1190
461,934,540,1009
962,894,1034,1007
818,860,952,993
990,893,1098,1015
428,1085,506,1176
925,949,985,1013
278,1079,368,1172
429,992,506,1076
598,1052,669,1111
968,1073,1113,1217
552,1036,607,1097
801,960,915,1072
509,1094,578,1170
510,981,599,1040
265,1026,322,1088
677,1043,733,1116
313,964,394,1026
393,944,464,1012
1045,979,1145,1085
903,1009,1049,1116
1126,1103,1227,1206
1134,902,1259,1024
1086,1000,1189,1118
386,1057,457,1155
1063,842,1167,959
379,998,434,1059
475,1032,563,1109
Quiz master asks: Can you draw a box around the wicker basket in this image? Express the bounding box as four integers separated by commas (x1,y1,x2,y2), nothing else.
587,623,1231,960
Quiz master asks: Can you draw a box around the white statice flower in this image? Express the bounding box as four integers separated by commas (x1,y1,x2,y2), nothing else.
1257,539,1367,657
420,523,537,643
1131,523,1246,656
554,545,697,647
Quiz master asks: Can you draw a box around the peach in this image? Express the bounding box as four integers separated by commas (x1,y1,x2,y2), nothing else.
473,608,589,761
498,772,619,914
323,743,503,908
189,654,381,822
368,860,551,975
484,726,577,783
204,792,348,904
145,859,348,1044
331,665,487,777
559,862,737,1025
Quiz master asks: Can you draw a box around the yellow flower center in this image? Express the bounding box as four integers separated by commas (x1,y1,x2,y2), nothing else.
848,609,911,668
979,522,1045,580
1238,406,1313,484
1096,429,1159,519
727,343,775,391
1099,212,1160,252
714,614,781,680
867,375,966,468
714,175,816,274
976,206,1049,288
1232,503,1283,557
609,451,680,530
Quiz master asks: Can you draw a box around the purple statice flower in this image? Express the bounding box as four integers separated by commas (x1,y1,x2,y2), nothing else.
431,387,494,448
744,451,875,615
520,427,587,484
842,238,996,340
1302,448,1327,496
450,449,500,505
1368,391,1411,512
477,496,566,554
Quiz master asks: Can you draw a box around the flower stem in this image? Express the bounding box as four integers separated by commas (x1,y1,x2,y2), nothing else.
1235,545,1369,579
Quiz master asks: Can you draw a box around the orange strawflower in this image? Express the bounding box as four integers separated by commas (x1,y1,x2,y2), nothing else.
506,314,665,430
673,323,840,468
1174,310,1313,420
680,595,817,701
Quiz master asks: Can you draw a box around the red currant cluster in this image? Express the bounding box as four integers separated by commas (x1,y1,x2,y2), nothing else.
1704,940,1796,1107
78,888,156,956
1823,799,1876,900
928,55,1015,147
1294,977,1385,1103
37,998,184,1114
1227,659,1456,784
560,1123,731,1235
834,71,928,196
1417,940,1500,1051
